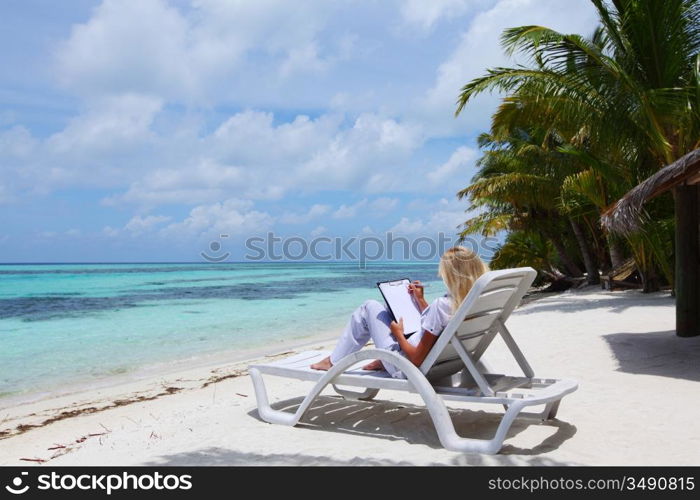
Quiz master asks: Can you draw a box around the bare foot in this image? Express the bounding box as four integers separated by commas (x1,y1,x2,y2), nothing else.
362,359,384,371
310,356,332,370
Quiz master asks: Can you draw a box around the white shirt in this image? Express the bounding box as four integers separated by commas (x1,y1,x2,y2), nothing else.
407,294,453,347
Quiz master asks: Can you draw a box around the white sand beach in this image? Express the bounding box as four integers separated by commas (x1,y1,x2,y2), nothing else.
1,287,699,466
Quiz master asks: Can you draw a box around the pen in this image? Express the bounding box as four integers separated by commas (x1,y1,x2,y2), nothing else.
410,281,431,288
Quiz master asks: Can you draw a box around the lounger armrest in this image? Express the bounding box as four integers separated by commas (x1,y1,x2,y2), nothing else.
524,378,579,405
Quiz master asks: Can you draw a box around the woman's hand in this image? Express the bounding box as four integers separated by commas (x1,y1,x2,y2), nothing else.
407,281,424,300
389,317,405,339
389,316,439,369
408,281,429,312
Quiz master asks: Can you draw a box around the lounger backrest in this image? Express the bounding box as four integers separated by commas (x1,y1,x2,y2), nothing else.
419,267,536,379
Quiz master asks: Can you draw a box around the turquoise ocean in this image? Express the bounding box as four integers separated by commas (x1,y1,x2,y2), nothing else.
0,262,446,400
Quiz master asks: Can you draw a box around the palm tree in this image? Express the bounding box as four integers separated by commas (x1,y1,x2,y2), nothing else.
456,0,700,292
490,231,559,284
458,130,588,280
490,97,611,283
457,0,700,164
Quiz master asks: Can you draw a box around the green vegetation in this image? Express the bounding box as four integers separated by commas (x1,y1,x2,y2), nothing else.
456,0,700,291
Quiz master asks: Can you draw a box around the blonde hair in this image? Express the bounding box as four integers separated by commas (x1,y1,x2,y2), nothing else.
438,246,489,312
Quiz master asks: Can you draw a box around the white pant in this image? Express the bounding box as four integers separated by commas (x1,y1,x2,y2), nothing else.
330,299,402,377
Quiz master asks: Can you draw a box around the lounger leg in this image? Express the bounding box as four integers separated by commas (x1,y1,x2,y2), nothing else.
250,354,390,426
332,385,379,401
545,400,560,419
495,320,534,378
249,367,301,426
331,352,528,454
252,351,527,454
431,400,526,454
517,399,563,421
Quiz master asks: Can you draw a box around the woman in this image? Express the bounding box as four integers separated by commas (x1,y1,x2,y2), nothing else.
310,246,488,377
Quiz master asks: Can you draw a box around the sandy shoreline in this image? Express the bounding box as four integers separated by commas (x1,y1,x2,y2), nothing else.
1,287,699,466
0,327,343,411
0,328,342,440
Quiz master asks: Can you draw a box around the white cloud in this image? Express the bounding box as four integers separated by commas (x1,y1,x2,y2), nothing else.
160,198,274,240
400,0,491,31
102,111,341,206
1,104,427,208
213,110,341,165
302,113,424,191
279,204,330,224
0,126,36,201
369,197,399,212
416,0,599,136
279,42,328,77
388,217,426,235
0,125,36,158
388,198,470,236
55,0,339,102
102,214,172,237
7,94,164,193
1,0,606,261
109,109,423,208
333,199,367,219
102,226,120,237
124,214,172,234
427,146,476,185
310,225,327,236
10,1,597,207
104,159,245,207
48,94,162,155
56,0,194,99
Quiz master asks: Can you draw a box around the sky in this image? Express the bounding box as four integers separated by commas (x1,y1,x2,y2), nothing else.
0,0,600,262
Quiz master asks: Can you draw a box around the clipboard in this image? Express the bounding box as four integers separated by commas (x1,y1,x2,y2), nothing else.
377,278,422,335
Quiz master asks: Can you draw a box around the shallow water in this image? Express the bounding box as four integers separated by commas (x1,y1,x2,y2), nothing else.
0,262,446,398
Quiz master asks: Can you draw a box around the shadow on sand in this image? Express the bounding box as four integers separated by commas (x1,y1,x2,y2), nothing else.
144,447,574,466
603,330,700,382
519,288,673,316
144,395,576,465
264,396,575,452
137,389,579,465
277,396,576,459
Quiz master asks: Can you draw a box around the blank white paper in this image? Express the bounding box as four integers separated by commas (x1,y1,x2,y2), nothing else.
377,279,422,334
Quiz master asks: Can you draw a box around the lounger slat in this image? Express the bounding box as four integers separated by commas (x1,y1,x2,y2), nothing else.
432,344,459,365
455,312,499,338
483,275,527,291
433,334,487,366
469,287,514,315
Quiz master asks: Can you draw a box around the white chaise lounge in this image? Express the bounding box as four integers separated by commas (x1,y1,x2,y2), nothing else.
249,267,578,454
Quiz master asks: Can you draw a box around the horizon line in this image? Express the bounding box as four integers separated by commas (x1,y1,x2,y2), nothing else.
0,259,443,265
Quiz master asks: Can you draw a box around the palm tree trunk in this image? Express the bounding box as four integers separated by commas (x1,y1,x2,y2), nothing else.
585,216,611,272
641,268,661,293
545,229,583,277
607,234,625,269
570,218,600,285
